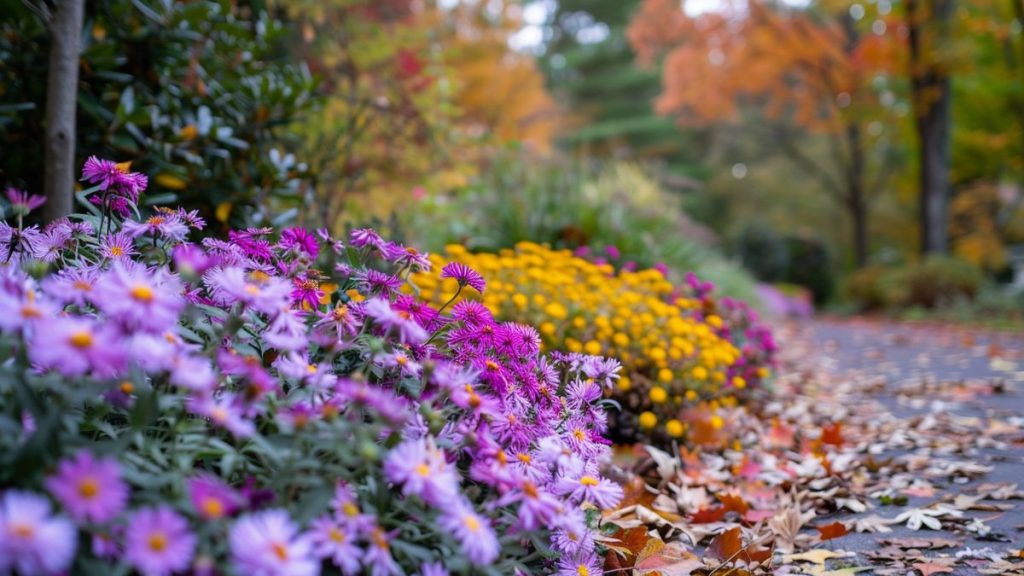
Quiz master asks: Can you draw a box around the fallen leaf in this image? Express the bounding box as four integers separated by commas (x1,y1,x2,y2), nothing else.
784,549,848,566
815,521,849,542
911,560,957,575
821,421,844,447
707,527,742,561
690,506,727,524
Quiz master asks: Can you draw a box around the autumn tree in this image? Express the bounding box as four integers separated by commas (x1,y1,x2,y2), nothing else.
628,0,905,267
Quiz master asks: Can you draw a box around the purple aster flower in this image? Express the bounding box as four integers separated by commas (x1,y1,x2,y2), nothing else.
309,516,361,575
81,157,148,215
229,510,319,576
264,308,310,351
81,156,127,190
356,269,403,296
0,222,44,263
45,451,129,524
176,208,206,230
0,490,76,576
172,243,217,277
555,552,602,576
92,263,184,332
187,474,242,521
205,267,292,315
28,315,123,377
382,243,431,270
362,297,427,345
123,213,190,242
383,437,459,506
4,186,46,216
553,465,622,510
186,394,256,438
278,227,320,258
100,231,137,261
440,262,486,294
0,285,56,332
123,505,196,576
365,527,401,576
438,500,499,566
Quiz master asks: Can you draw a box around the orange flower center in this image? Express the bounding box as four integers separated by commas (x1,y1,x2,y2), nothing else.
73,280,92,291
69,330,94,349
11,523,34,538
271,542,288,561
148,532,168,552
202,498,224,519
146,216,166,226
130,284,154,302
109,246,124,257
78,478,99,498
329,528,346,544
463,515,481,532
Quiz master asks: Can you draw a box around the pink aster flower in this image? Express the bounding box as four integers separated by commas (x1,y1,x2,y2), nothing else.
382,437,458,506
279,227,320,258
0,490,77,575
4,186,46,216
438,500,499,566
28,315,123,377
92,263,184,332
229,509,319,576
309,516,361,575
123,506,196,576
187,475,242,521
349,228,385,250
440,262,485,294
45,451,129,524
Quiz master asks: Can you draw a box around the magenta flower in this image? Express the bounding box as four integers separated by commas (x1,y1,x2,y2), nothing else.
187,475,242,520
309,516,361,574
0,490,77,576
28,315,123,377
290,275,324,311
383,437,459,506
279,227,320,258
363,297,427,345
438,500,499,566
92,263,184,332
171,243,217,277
123,506,197,576
45,451,129,524
440,262,486,294
229,510,319,576
349,228,385,250
5,186,46,215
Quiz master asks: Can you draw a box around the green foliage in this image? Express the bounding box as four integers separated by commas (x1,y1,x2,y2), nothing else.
782,233,835,305
843,255,986,310
733,223,789,283
407,153,759,302
0,0,318,229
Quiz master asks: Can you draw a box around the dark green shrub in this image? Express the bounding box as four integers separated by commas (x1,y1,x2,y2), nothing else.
783,233,835,304
733,223,789,282
896,255,984,309
843,265,892,311
0,0,318,229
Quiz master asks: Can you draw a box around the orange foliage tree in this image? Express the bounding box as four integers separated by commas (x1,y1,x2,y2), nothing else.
628,0,905,266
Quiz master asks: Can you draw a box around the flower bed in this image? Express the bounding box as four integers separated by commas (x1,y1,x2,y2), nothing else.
0,161,621,575
411,243,776,444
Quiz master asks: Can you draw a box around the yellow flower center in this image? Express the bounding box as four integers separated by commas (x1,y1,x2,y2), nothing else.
130,284,154,302
244,283,261,296
307,364,318,374
69,330,93,349
416,463,431,477
579,476,599,487
463,514,481,532
573,428,586,441
342,503,360,517
146,216,166,226
109,246,124,257
78,478,99,498
148,532,168,552
333,305,349,320
329,528,346,544
577,566,590,576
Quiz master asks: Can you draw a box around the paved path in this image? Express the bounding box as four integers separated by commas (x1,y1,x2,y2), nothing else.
790,318,1024,572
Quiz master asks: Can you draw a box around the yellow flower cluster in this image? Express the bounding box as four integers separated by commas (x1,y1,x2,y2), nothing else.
409,242,743,439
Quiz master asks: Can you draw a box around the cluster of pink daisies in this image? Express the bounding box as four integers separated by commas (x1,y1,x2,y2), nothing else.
0,159,622,575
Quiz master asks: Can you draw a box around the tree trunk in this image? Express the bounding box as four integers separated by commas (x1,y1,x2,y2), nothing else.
907,0,954,255
42,0,86,224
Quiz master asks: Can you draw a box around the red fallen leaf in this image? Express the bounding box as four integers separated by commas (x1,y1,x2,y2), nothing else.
816,521,849,541
821,421,844,447
765,417,796,449
734,455,762,481
690,506,727,524
707,527,742,561
718,492,749,515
